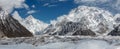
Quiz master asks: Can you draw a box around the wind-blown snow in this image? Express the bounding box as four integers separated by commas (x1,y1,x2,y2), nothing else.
74,0,120,14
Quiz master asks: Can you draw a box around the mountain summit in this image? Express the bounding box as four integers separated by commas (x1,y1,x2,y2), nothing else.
44,6,116,36
13,13,49,35
23,15,49,35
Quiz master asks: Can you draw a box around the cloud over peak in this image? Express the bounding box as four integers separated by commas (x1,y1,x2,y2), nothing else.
0,0,29,13
74,0,120,14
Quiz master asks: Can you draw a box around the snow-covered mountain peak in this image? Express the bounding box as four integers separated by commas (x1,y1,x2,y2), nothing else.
25,15,47,25
26,15,35,20
67,6,115,34
66,6,114,22
12,11,23,21
47,6,116,36
13,15,49,35
23,15,49,35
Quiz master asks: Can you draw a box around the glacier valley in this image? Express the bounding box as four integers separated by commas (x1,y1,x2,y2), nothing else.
0,5,120,49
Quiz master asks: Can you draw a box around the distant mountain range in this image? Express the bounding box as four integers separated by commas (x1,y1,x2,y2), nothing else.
0,6,120,38
43,6,120,36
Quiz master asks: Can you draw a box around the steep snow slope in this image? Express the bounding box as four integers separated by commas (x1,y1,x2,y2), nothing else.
23,15,49,35
12,11,23,22
12,13,49,35
44,6,116,36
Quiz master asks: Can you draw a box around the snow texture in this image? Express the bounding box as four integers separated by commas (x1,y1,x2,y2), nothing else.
0,39,120,49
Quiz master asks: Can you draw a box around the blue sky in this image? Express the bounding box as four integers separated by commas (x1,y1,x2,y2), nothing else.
12,0,78,23
0,0,120,23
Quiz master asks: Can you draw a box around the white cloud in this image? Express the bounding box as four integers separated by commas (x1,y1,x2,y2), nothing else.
59,0,67,1
74,0,120,13
0,0,29,13
23,4,29,9
48,5,57,7
27,10,36,14
32,5,35,8
43,3,50,7
74,0,96,3
40,0,67,2
43,3,57,7
74,0,109,3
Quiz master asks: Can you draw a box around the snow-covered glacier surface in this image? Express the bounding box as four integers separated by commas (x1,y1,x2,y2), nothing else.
0,39,119,49
0,36,120,49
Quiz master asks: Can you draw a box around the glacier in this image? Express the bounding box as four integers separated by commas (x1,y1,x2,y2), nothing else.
0,39,119,49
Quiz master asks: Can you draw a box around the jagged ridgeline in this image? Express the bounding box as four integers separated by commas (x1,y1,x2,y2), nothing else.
43,6,120,36
0,8,33,38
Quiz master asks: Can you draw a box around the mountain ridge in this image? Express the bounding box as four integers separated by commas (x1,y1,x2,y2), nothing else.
0,8,33,38
12,13,49,35
44,6,119,36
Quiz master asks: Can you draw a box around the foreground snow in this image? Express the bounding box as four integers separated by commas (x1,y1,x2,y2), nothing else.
0,36,120,49
0,40,120,49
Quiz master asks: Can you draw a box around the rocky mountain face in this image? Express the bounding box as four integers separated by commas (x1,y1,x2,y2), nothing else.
44,21,96,36
44,6,117,36
108,25,120,36
0,8,33,38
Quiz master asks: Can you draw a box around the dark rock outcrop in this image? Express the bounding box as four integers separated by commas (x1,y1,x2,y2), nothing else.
108,25,120,36
0,8,33,38
73,29,96,36
44,21,96,36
